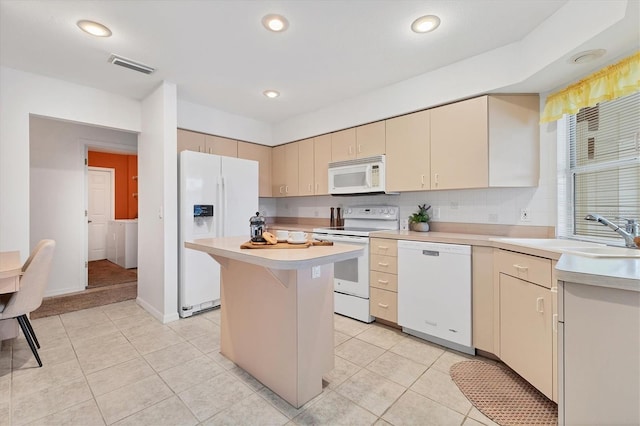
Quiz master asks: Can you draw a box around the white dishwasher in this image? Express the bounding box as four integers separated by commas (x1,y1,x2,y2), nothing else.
398,240,473,354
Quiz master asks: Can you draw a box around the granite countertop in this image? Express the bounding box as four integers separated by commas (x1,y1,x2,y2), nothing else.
371,230,640,290
186,236,363,270
556,255,640,292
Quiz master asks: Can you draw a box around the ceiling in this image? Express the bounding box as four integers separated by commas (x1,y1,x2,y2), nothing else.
1,0,638,125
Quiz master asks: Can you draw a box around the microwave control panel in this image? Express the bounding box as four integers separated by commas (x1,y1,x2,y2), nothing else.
371,165,380,187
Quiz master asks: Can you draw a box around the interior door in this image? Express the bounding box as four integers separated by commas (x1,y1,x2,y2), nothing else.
88,168,114,261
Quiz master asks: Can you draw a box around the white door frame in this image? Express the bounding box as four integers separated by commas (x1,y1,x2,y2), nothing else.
83,140,136,287
87,166,115,259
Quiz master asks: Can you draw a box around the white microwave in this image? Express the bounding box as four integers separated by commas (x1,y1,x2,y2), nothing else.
328,155,387,195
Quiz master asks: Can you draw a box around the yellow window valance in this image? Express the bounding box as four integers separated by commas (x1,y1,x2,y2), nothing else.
540,51,640,123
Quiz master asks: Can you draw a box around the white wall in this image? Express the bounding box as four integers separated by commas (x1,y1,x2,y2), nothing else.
137,82,179,323
276,96,558,229
29,116,137,296
0,66,141,261
177,99,272,145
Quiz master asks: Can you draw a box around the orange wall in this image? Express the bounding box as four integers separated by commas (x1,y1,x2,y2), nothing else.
88,151,138,219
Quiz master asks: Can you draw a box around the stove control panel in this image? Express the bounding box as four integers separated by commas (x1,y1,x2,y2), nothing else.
342,205,399,220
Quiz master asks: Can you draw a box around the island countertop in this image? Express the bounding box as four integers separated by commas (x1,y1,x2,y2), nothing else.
186,236,363,270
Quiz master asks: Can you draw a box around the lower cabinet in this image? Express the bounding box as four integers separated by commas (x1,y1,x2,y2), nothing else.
499,273,553,398
495,248,555,401
369,238,398,323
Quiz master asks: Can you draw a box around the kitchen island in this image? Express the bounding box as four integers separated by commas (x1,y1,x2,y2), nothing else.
185,236,363,408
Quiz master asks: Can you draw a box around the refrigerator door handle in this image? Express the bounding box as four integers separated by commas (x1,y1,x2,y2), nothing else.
221,176,226,236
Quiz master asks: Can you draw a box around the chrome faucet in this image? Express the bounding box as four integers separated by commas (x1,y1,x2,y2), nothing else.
584,214,639,248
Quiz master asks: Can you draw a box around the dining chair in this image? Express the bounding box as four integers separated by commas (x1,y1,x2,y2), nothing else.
0,239,55,367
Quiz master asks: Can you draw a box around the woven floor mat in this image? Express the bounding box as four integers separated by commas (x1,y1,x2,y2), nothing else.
450,360,557,426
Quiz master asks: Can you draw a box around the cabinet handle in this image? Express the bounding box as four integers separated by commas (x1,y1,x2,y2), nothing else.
308,184,312,192
378,246,388,250
377,303,389,308
513,264,529,272
315,183,319,192
358,144,362,153
553,314,558,332
434,173,439,185
348,146,352,155
377,279,389,284
198,146,201,153
285,185,289,193
536,297,544,313
421,174,425,185
378,262,389,267
279,186,284,194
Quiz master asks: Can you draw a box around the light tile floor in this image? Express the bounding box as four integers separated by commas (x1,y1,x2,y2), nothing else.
0,301,500,426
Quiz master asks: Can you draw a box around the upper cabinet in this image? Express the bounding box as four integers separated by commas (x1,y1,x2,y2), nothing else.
331,128,356,161
385,110,430,192
331,122,386,162
430,94,539,190
356,121,386,158
205,135,238,157
177,129,206,152
238,142,272,197
298,138,315,196
272,143,299,197
313,134,332,195
177,129,238,157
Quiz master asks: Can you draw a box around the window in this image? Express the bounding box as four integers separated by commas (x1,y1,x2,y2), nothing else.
558,91,640,243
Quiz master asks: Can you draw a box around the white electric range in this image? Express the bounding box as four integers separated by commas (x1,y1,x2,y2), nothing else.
313,205,399,323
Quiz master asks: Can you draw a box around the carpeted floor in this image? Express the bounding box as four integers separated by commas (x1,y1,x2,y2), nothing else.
450,360,558,426
88,259,137,287
31,260,137,319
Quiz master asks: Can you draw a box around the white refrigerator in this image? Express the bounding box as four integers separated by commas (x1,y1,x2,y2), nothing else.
179,150,258,317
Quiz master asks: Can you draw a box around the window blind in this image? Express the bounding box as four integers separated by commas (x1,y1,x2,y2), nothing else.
559,91,640,242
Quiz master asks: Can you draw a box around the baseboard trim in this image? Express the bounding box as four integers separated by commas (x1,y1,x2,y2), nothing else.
136,297,179,324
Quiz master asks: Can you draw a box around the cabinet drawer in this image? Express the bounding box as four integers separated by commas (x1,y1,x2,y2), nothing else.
370,287,397,323
495,249,552,289
370,238,397,256
370,270,398,292
370,254,398,274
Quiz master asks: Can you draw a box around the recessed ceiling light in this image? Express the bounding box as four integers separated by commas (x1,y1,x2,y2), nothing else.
569,49,606,64
262,14,289,32
77,20,112,37
263,90,280,99
411,15,441,33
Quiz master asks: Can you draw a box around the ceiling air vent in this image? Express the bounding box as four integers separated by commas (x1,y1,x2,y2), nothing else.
108,54,155,75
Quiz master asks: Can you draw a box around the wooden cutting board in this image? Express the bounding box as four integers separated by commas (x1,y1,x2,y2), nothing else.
240,240,333,249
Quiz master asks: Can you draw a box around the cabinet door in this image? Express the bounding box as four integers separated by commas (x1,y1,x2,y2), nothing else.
284,143,299,196
297,138,315,196
238,142,272,197
472,246,494,353
385,110,430,191
431,96,488,190
177,129,205,153
313,134,331,195
272,145,286,196
500,273,553,398
331,128,356,161
205,135,238,157
356,121,385,158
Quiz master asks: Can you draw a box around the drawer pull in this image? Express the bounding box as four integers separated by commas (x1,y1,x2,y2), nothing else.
377,279,389,284
378,262,389,267
377,303,389,308
513,264,529,272
378,246,389,250
536,297,544,313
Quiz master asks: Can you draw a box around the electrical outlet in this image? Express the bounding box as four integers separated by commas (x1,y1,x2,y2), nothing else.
488,213,498,223
434,207,441,219
520,208,531,222
400,218,409,231
312,266,321,279
450,201,459,210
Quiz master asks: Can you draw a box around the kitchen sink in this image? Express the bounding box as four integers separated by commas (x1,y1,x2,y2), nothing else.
491,238,640,258
560,246,640,258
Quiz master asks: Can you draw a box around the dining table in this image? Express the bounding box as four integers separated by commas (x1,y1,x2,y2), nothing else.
0,251,22,340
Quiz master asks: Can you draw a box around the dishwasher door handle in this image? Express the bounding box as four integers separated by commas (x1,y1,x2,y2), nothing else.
422,250,440,256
